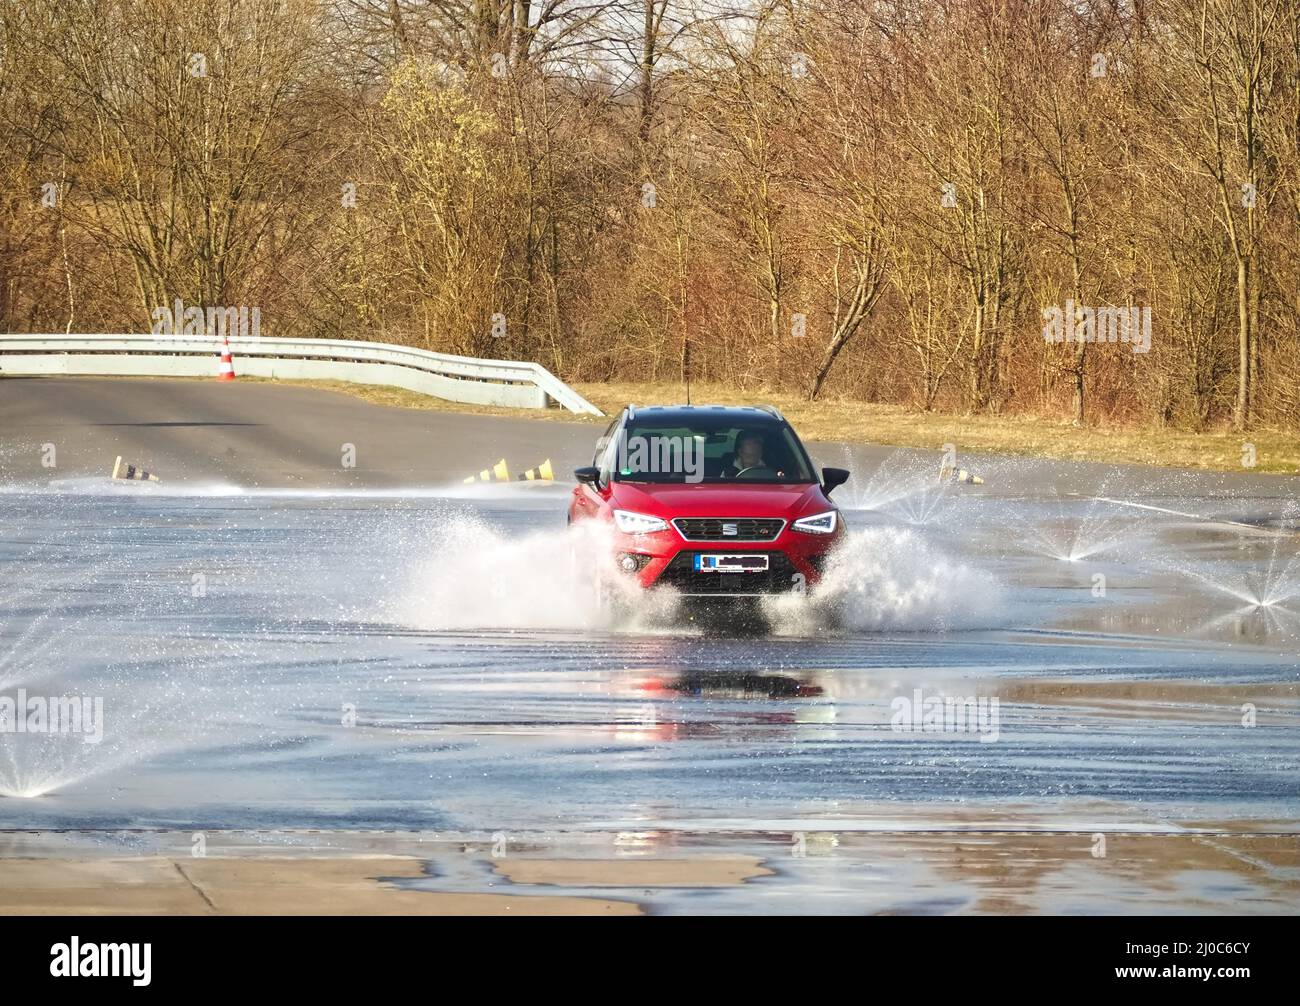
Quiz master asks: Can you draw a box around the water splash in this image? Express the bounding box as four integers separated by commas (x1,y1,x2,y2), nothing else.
1195,601,1300,643
380,514,1004,637
1023,489,1159,563
825,449,959,526
384,517,677,631
0,537,125,691
766,527,1004,633
0,520,217,798
0,665,187,800
1164,539,1300,609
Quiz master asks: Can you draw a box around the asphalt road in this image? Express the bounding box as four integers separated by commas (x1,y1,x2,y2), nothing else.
2,377,1296,503
0,377,597,488
2,376,1299,915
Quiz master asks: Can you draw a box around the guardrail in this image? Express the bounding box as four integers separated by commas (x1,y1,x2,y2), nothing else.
0,333,604,416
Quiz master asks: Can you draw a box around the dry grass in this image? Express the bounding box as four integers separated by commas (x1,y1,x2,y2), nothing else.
568,382,1300,474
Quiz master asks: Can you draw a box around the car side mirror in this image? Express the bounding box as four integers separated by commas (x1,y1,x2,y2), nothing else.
822,467,850,496
574,466,601,485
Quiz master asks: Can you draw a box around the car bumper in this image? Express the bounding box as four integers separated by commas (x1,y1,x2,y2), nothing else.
613,528,838,596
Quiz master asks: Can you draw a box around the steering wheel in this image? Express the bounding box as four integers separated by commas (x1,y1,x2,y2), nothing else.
733,465,776,479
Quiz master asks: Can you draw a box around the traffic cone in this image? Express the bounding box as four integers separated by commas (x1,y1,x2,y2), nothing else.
216,335,236,381
517,459,554,481
462,459,510,483
939,461,984,485
111,456,160,482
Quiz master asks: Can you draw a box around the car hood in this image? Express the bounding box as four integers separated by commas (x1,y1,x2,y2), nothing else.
609,481,829,519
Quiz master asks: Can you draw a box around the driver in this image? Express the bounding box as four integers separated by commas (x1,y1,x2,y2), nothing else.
726,430,768,477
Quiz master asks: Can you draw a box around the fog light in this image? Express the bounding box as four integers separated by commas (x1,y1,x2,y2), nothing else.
620,555,639,573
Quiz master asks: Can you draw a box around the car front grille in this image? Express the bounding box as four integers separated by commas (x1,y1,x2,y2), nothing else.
654,551,798,595
672,517,785,542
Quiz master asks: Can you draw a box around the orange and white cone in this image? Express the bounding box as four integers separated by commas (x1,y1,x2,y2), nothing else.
216,336,236,381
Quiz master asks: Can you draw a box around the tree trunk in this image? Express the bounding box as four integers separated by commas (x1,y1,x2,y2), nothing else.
1234,256,1251,430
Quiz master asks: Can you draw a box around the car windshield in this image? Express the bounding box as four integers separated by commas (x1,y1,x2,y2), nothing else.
609,417,816,484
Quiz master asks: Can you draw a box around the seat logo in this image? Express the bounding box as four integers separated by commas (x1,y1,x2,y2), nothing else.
722,523,738,536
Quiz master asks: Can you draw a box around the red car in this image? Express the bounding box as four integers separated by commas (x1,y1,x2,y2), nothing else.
569,405,849,599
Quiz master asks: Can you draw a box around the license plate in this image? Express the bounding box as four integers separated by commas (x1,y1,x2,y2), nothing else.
694,554,769,573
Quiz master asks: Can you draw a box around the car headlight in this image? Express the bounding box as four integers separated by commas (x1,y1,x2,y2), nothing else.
792,510,838,535
613,509,669,534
